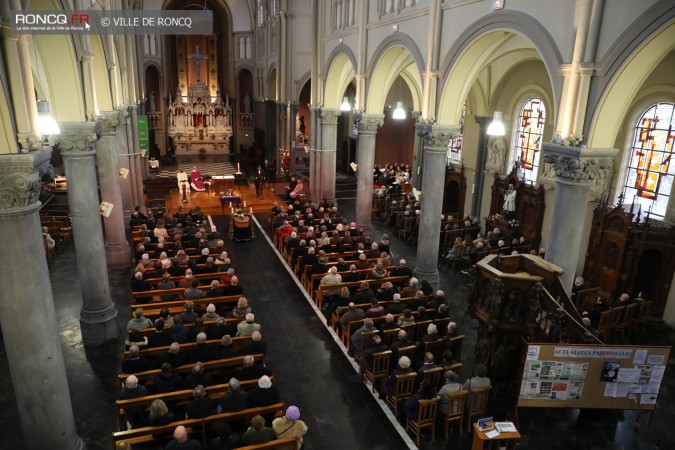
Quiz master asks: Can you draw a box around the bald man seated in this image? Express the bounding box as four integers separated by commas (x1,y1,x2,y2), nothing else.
165,425,202,450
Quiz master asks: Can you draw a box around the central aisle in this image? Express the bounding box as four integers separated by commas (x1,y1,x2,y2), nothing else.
213,214,411,450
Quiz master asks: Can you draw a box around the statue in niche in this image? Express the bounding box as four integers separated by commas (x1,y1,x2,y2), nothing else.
487,137,505,169
244,92,252,114
148,91,155,113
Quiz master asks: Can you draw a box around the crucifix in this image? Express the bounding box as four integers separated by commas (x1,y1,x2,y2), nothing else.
188,45,207,82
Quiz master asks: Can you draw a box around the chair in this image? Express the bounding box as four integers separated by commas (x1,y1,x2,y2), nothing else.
354,330,380,363
595,309,612,342
382,328,401,348
386,372,416,418
396,345,417,363
405,396,439,446
415,320,433,341
607,306,625,342
421,367,444,391
422,339,443,364
634,301,653,335
616,303,638,340
444,389,468,438
364,350,392,392
398,216,414,239
466,386,491,432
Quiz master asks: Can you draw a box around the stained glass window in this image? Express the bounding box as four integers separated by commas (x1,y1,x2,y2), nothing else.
513,98,546,183
447,103,465,164
622,102,675,220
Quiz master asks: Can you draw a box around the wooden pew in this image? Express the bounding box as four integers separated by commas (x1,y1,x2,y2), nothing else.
314,275,411,309
235,438,298,450
129,295,242,317
118,354,265,388
115,376,273,431
112,402,285,448
123,336,253,359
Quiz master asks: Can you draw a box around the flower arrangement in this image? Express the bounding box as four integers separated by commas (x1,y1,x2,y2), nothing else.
492,213,504,223
233,209,246,220
508,219,520,229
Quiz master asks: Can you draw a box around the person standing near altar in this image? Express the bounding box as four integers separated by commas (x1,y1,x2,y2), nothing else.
177,168,190,195
190,166,206,192
255,165,265,199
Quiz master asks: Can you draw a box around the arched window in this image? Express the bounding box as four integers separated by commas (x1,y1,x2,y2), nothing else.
512,97,546,184
621,102,675,220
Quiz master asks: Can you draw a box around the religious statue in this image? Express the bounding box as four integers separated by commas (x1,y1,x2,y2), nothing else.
487,137,505,169
503,183,516,219
148,91,155,113
188,45,207,82
244,92,252,114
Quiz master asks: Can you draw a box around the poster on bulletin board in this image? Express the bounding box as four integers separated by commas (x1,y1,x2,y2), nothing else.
518,344,670,410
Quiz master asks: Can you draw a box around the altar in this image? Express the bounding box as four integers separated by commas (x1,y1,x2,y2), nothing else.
167,45,233,155
211,175,235,194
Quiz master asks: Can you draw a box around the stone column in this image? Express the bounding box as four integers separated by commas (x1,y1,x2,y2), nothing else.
309,105,322,204
97,112,131,268
130,105,146,211
0,149,85,450
320,108,340,204
353,113,384,234
414,124,458,288
116,106,134,226
543,142,617,290
58,122,119,343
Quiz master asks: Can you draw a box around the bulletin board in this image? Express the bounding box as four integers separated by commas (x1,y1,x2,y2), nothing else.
517,343,670,410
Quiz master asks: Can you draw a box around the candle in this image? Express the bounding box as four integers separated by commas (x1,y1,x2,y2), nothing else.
237,163,241,173
249,207,253,214
243,200,247,207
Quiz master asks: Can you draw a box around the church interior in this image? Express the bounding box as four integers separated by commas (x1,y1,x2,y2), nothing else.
1,1,675,449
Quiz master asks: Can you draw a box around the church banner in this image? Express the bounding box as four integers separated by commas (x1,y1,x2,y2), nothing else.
137,115,149,157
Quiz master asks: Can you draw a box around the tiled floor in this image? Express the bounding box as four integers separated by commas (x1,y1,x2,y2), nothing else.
0,192,674,450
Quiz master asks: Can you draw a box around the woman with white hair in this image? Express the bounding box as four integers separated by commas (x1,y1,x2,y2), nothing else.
381,356,413,396
202,304,220,322
159,252,171,269
140,253,153,268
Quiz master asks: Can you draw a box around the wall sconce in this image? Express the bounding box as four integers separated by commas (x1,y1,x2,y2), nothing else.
492,0,505,10
392,24,398,32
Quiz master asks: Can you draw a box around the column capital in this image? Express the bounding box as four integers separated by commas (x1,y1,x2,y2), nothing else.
57,122,100,156
98,111,121,136
320,108,341,124
0,148,53,212
353,113,384,134
416,123,460,152
117,105,130,123
16,133,42,152
542,142,617,186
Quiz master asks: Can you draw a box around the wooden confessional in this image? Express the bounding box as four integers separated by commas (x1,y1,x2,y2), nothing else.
582,201,675,316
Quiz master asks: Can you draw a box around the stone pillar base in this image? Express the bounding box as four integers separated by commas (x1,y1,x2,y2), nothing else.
105,241,131,268
80,304,119,343
356,224,373,237
413,266,440,290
